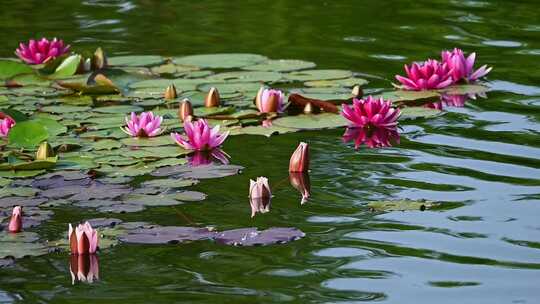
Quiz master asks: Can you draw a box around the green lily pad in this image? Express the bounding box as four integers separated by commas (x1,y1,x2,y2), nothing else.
0,170,45,178
41,105,92,114
57,155,98,170
97,163,155,177
0,232,48,259
399,107,443,120
0,60,33,80
92,139,122,151
33,117,67,136
273,113,348,130
0,187,38,198
174,53,267,69
122,193,183,207
150,63,199,75
140,178,198,189
128,78,200,91
8,121,49,148
108,55,164,67
93,105,144,114
367,199,441,211
284,69,353,82
198,82,261,94
205,71,282,83
440,84,489,95
50,54,81,78
121,135,173,147
304,77,369,88
0,157,57,171
243,59,316,72
227,125,296,137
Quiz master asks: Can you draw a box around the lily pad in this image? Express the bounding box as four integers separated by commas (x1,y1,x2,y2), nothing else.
227,125,296,137
140,178,198,189
0,197,47,208
367,199,441,211
108,55,164,67
174,53,267,69
152,164,243,179
93,105,144,114
50,55,81,78
243,59,316,72
0,232,48,259
119,226,217,244
215,227,305,246
7,121,49,149
304,77,369,88
441,84,489,95
284,69,353,82
399,107,443,120
205,71,282,83
121,135,173,147
0,60,33,80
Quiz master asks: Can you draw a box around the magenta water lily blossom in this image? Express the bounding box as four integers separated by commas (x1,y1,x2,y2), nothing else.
341,96,401,129
442,48,492,82
15,38,70,65
69,222,99,255
0,115,15,137
171,119,229,151
395,59,454,91
121,112,164,138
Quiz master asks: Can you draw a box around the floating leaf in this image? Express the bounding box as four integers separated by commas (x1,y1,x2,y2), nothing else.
108,55,164,67
8,121,49,148
41,105,92,114
367,199,441,211
215,227,305,246
243,59,316,72
227,125,296,137
205,71,282,83
93,105,144,114
152,164,243,179
304,77,369,88
0,60,33,80
174,53,267,69
284,69,352,82
121,135,173,147
33,117,67,136
399,107,443,120
0,232,48,259
51,54,81,78
0,157,57,171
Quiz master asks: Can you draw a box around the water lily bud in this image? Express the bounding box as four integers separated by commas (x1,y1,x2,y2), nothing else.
204,87,220,108
164,84,178,100
256,88,284,113
351,84,363,98
303,102,314,114
249,177,271,199
8,206,22,233
178,98,194,122
36,141,54,160
255,86,264,106
289,142,309,173
92,47,107,70
68,222,99,255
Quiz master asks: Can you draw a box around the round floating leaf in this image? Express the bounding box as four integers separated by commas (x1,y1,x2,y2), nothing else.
171,191,206,202
399,107,443,120
140,178,198,189
174,53,268,69
284,69,353,82
0,197,47,208
273,113,348,130
0,60,33,80
122,194,182,207
121,135,173,147
41,105,92,114
0,170,45,179
243,59,316,72
33,117,67,136
92,139,122,151
93,105,144,114
198,82,261,94
108,55,164,67
304,77,369,88
227,125,296,137
215,227,305,246
0,232,48,259
380,90,440,102
205,71,282,83
0,187,37,198
119,226,217,244
367,199,441,211
152,164,243,179
8,121,49,148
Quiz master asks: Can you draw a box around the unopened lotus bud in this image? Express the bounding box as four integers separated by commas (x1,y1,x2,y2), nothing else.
303,102,314,114
256,87,284,113
204,87,220,108
255,86,264,107
36,141,54,160
178,98,194,122
351,85,363,98
92,47,107,70
8,206,22,233
164,84,178,100
289,142,309,173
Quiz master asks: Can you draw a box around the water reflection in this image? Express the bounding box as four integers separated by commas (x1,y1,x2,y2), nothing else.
188,149,230,167
249,196,271,218
426,92,487,110
289,172,311,205
342,126,400,149
69,254,99,285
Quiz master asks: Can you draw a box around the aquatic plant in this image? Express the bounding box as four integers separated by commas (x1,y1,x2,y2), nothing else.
341,96,400,129
289,142,310,173
395,59,453,90
68,222,99,255
249,177,271,199
171,119,229,151
442,48,492,82
8,206,22,233
15,38,70,65
121,112,164,138
164,84,178,100
204,87,220,107
0,114,15,137
178,99,194,122
256,87,285,113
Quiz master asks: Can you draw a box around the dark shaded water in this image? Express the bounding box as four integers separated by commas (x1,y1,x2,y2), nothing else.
1,1,540,303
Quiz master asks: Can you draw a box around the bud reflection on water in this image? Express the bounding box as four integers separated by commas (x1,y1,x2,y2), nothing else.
289,172,311,205
69,254,99,285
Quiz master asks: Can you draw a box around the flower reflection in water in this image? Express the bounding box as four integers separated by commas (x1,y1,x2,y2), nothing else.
426,92,487,110
289,172,311,205
188,149,230,167
69,254,99,285
343,126,400,149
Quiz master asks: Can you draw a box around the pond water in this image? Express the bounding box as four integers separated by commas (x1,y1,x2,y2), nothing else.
1,1,540,303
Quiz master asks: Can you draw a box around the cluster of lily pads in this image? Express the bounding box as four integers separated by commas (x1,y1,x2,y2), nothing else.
0,37,490,276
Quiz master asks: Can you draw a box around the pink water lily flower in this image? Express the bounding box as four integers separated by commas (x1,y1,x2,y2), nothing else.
256,88,285,113
343,126,400,149
68,222,99,255
442,48,492,82
395,59,454,90
15,38,70,65
121,112,164,138
341,96,400,129
0,114,15,137
171,119,229,151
